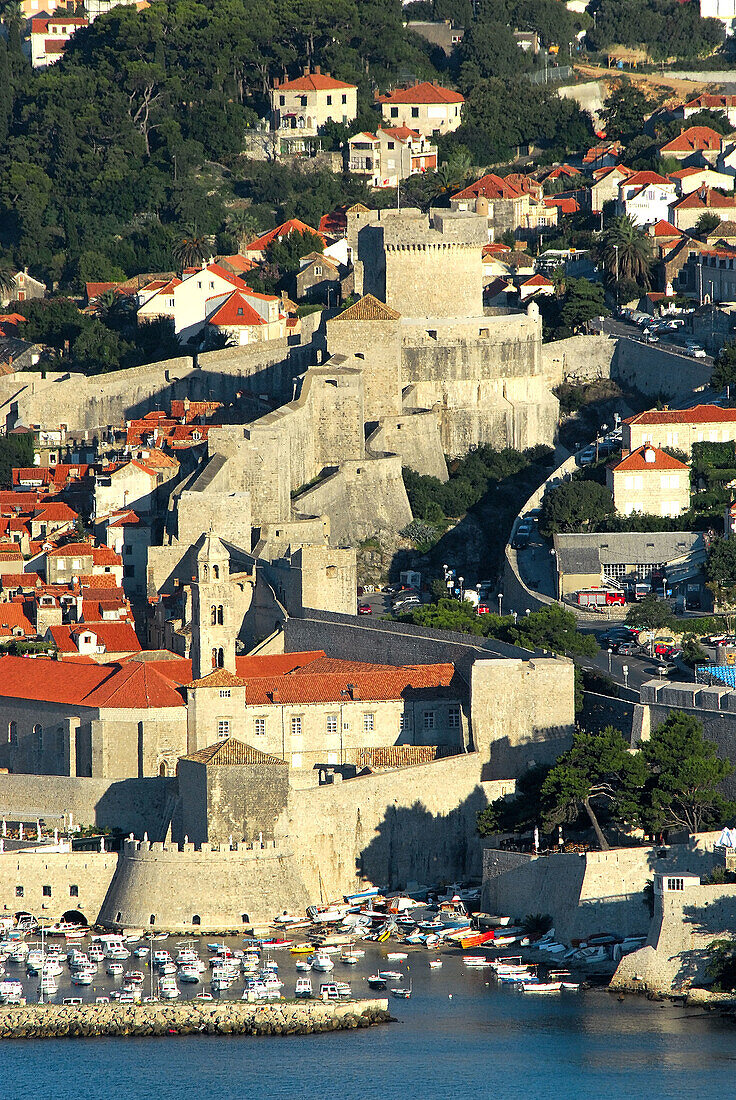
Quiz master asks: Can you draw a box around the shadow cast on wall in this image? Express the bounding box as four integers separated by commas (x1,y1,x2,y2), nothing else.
356,784,490,892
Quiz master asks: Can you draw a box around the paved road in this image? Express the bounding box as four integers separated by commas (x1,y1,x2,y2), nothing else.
599,317,714,367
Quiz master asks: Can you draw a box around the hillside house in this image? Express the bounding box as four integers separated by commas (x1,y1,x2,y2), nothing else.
617,171,678,227
270,69,358,151
607,445,690,518
660,126,724,167
348,127,438,188
29,14,87,67
377,82,464,137
623,405,736,455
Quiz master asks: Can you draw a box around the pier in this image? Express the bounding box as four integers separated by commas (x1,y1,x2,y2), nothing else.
0,998,392,1039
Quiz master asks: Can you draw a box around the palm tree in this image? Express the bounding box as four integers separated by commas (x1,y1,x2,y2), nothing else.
173,225,210,271
599,214,653,289
0,264,17,304
225,207,258,254
435,149,473,197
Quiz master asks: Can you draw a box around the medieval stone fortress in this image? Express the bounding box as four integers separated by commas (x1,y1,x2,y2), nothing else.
0,205,577,932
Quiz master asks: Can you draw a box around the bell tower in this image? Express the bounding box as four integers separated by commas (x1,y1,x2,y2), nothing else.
191,532,235,680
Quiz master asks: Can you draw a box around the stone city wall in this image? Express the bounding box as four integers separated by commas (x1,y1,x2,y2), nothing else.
541,334,616,386
366,410,448,482
0,850,118,925
292,455,412,545
0,340,311,433
0,774,176,839
287,751,511,901
98,838,311,930
482,840,721,944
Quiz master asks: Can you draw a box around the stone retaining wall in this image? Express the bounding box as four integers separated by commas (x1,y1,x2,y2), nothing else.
0,997,391,1039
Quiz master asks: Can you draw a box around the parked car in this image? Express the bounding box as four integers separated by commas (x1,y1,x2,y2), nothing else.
612,641,639,655
577,447,596,466
357,603,372,615
686,344,706,358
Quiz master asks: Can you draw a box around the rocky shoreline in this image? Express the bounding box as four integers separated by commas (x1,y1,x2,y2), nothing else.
0,997,393,1039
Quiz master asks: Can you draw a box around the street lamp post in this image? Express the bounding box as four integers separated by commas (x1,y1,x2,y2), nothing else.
622,664,629,690
458,576,464,601
607,647,612,675
497,592,503,616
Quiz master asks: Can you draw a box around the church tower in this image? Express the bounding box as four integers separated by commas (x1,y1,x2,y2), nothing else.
191,532,236,680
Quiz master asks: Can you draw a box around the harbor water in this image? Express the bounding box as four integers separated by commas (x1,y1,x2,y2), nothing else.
2,943,734,1100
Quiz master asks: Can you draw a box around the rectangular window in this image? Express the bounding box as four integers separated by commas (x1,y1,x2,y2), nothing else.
326,95,332,105
70,885,78,897
448,707,461,729
254,717,266,737
15,886,23,897
424,711,435,730
390,106,398,118
217,719,230,738
291,716,302,737
280,95,285,106
399,714,411,732
411,107,419,118
326,714,338,734
342,94,347,104
363,713,375,732
42,885,51,897
219,689,231,699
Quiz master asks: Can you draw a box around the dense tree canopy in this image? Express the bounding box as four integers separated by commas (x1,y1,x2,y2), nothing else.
539,479,615,535
587,0,725,60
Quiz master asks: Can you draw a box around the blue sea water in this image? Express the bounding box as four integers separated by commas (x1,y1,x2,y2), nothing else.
1,952,734,1100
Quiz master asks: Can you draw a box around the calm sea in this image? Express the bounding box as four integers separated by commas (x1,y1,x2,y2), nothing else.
3,947,734,1100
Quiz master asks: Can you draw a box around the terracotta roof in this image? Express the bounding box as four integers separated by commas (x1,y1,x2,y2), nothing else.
207,290,268,328
0,545,23,560
674,187,736,210
1,573,39,589
78,573,119,589
120,650,326,686
625,404,736,426
661,126,723,153
243,660,456,705
333,294,401,322
379,125,421,141
187,668,246,689
0,603,35,637
622,170,672,189
650,220,682,237
520,274,553,287
246,220,325,254
379,82,463,105
0,655,184,709
452,172,522,202
277,72,357,92
32,502,77,522
684,94,736,110
50,622,141,656
181,738,287,766
592,164,633,182
611,445,689,473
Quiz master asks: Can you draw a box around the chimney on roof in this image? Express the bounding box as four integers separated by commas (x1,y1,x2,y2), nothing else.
315,66,321,75
303,66,309,76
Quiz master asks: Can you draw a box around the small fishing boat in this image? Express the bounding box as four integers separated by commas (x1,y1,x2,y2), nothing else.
386,952,407,961
379,970,403,980
289,943,314,955
463,956,491,968
179,967,200,983
196,991,214,1001
158,976,180,1000
429,959,443,969
295,959,311,973
548,970,580,991
522,981,562,994
391,983,412,999
295,977,313,999
335,982,352,998
106,962,125,976
367,974,387,989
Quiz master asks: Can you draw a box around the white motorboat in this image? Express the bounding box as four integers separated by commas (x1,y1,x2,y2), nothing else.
158,977,180,1000
379,970,403,980
106,962,125,976
71,968,96,985
295,959,311,972
196,991,214,1001
522,981,562,994
0,980,24,1003
38,974,58,996
295,977,312,998
386,952,407,961
429,959,443,969
132,946,149,959
179,966,200,983
310,953,334,972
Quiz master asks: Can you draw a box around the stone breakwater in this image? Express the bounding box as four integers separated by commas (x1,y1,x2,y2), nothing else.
0,998,392,1039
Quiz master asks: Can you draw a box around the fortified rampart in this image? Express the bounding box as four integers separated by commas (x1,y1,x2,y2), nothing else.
366,410,448,481
0,341,311,433
0,850,118,925
482,838,721,943
98,838,310,930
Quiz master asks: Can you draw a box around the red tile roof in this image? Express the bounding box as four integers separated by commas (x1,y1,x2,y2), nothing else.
674,186,736,210
1,573,40,589
50,621,141,656
452,173,522,202
379,81,463,105
661,126,723,153
46,542,94,558
625,403,736,426
120,650,327,686
207,290,269,328
684,94,736,111
0,602,36,637
246,220,325,254
611,445,689,472
0,655,184,708
277,72,357,92
622,170,672,190
243,660,456,705
520,273,553,286
650,219,682,237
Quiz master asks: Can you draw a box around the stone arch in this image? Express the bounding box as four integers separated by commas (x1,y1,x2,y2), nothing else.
61,909,88,927
192,914,201,926
159,762,168,777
